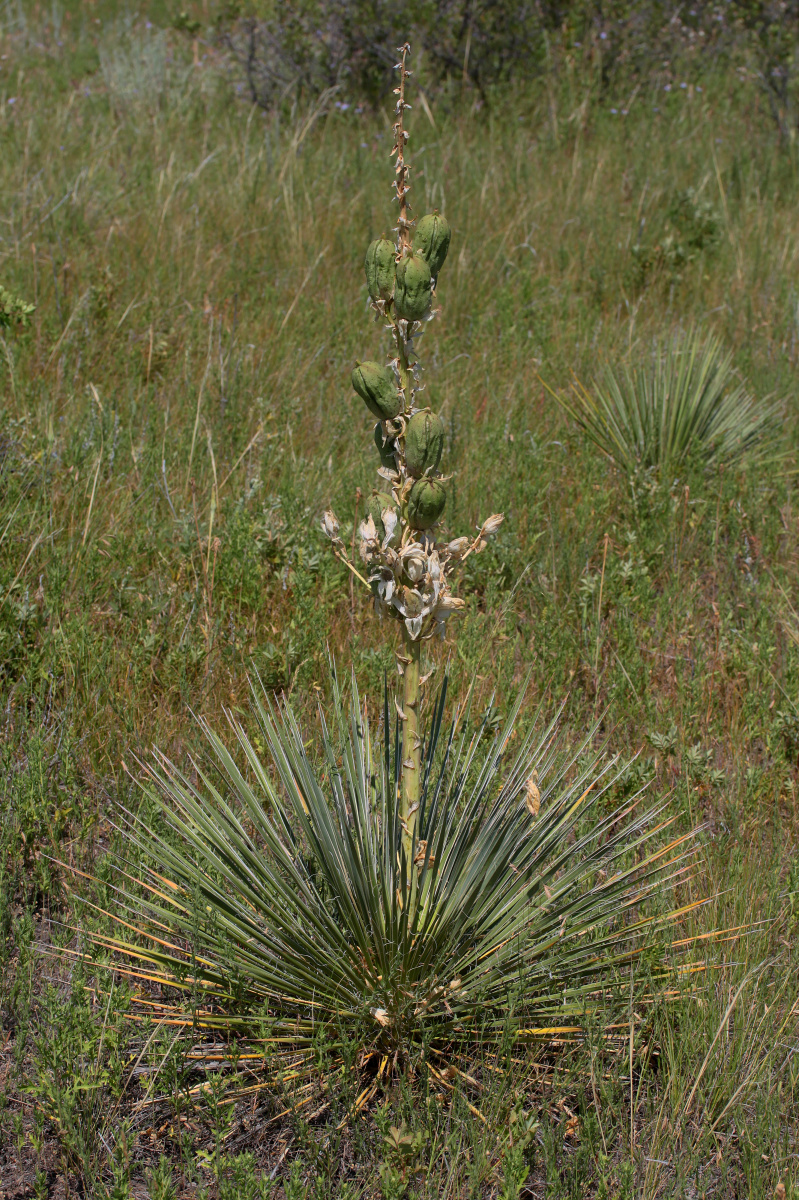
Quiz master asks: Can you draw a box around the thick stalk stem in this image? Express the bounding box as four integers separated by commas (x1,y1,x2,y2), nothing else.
401,626,421,868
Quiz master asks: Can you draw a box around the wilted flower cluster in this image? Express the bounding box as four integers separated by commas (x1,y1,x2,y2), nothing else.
324,508,503,642
321,44,503,646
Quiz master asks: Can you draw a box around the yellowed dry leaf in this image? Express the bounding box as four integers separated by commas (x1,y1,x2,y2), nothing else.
525,773,541,818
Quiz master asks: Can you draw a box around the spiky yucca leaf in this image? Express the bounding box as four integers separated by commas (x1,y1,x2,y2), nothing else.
561,327,777,475
69,670,699,1057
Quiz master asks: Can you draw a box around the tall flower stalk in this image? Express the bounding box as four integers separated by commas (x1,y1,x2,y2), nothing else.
323,45,503,867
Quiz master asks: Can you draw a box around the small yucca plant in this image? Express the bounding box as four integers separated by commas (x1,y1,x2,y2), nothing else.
560,326,777,476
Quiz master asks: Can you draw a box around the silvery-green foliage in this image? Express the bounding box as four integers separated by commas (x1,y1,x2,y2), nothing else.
90,667,698,1053
562,327,777,475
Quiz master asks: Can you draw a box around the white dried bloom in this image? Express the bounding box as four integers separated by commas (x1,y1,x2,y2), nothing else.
405,615,424,640
404,555,425,583
382,509,398,548
436,594,465,614
374,573,395,604
446,537,470,558
480,513,504,538
359,514,377,543
321,510,340,541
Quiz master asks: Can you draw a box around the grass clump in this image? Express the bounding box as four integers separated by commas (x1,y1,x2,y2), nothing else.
562,327,778,476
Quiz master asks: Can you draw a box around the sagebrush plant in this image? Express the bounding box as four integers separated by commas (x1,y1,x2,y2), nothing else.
559,326,777,476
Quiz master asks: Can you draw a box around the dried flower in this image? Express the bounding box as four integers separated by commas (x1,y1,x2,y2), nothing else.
436,594,465,614
322,510,340,541
480,513,505,538
525,773,541,818
446,537,470,558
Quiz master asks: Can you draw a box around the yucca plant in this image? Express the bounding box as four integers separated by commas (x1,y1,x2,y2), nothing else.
559,327,777,476
73,667,700,1074
61,50,705,1095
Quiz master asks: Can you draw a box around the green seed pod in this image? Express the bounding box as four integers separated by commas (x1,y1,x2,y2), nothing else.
413,212,451,280
352,361,401,421
365,238,396,302
405,410,444,478
394,252,432,322
408,478,446,530
366,491,399,546
374,423,397,470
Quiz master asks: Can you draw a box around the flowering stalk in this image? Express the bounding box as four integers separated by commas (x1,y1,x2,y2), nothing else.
322,44,504,871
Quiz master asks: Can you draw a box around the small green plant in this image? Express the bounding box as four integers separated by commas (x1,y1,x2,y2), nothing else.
146,1156,177,1200
499,1141,529,1200
217,1152,274,1200
283,1160,306,1200
0,284,34,329
559,327,777,476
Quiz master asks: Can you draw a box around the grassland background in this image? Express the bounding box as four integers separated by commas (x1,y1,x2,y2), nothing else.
0,2,798,1197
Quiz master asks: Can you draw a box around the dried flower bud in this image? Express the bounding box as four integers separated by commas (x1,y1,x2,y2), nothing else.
402,586,423,617
359,514,377,543
446,537,470,558
405,614,424,640
322,510,340,541
382,509,399,548
480,513,504,538
436,595,465,614
404,554,425,583
365,491,400,548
